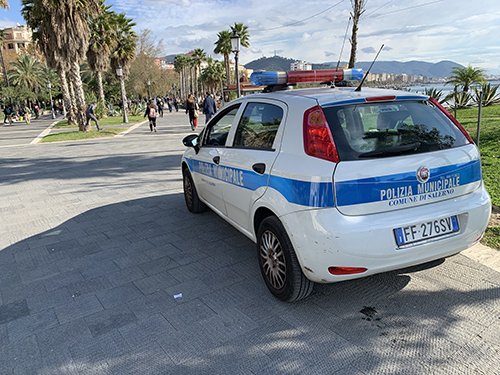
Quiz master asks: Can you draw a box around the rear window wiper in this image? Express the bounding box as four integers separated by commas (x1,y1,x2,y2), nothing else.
358,142,421,158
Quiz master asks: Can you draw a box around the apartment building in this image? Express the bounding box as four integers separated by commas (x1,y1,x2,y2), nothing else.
1,25,33,54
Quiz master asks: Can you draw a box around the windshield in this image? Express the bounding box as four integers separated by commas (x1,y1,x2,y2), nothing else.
322,100,470,161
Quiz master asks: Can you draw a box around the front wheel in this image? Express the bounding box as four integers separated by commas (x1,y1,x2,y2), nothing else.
257,216,313,302
183,168,206,213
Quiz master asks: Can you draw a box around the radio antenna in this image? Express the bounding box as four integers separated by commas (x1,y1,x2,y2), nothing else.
336,16,351,71
355,44,384,92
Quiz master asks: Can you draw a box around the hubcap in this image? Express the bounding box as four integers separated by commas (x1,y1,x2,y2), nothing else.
260,230,286,290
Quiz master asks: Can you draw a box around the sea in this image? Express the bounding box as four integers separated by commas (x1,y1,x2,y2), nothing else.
403,80,500,97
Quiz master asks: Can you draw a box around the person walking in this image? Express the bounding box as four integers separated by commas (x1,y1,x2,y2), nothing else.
24,106,31,124
174,97,179,112
202,92,217,124
157,97,164,118
144,101,158,132
85,102,102,131
185,94,198,131
3,106,13,124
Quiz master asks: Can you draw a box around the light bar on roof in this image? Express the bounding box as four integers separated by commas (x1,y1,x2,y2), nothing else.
250,69,364,86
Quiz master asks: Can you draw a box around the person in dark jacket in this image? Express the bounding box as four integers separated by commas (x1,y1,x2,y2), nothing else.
202,92,217,124
185,94,198,131
85,102,101,131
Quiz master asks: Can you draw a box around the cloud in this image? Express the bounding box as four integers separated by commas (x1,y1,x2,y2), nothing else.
324,51,336,57
361,47,376,54
471,58,488,64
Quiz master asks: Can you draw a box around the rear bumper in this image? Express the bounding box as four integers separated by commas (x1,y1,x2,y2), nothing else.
280,186,491,283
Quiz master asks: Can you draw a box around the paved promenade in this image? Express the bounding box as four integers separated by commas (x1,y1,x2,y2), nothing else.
0,111,499,374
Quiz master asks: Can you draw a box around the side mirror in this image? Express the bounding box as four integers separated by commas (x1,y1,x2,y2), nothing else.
182,134,200,153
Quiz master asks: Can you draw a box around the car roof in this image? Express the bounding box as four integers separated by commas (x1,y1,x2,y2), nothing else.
235,86,429,107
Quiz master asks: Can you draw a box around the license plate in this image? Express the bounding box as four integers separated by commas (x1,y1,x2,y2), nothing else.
394,215,459,246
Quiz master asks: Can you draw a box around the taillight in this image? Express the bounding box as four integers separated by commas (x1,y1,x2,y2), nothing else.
328,266,367,275
303,105,339,163
429,97,474,144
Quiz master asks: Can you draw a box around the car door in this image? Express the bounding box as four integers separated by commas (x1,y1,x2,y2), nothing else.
189,104,241,216
218,100,286,234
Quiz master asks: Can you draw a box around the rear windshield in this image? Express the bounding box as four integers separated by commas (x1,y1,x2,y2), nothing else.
322,100,470,160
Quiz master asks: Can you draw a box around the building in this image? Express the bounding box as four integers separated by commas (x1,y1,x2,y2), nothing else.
1,25,33,54
290,61,312,71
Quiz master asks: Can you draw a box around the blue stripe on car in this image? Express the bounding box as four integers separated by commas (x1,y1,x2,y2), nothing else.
186,158,480,208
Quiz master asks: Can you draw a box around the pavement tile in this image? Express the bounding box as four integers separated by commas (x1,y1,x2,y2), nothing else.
7,308,59,342
112,252,152,270
26,286,73,313
132,270,179,295
107,266,148,287
66,276,113,297
54,294,104,325
79,259,121,280
85,304,138,337
0,299,30,326
43,270,86,292
95,283,143,310
137,255,179,276
0,280,46,305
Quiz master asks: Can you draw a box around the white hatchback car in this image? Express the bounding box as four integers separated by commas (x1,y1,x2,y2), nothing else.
181,69,491,302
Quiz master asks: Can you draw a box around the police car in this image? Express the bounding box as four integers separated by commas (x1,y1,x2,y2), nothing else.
181,68,491,302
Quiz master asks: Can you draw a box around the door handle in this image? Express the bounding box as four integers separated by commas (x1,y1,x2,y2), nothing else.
252,163,266,175
213,156,220,164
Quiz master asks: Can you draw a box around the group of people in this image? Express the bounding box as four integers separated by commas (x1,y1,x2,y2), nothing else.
3,104,41,125
185,92,218,131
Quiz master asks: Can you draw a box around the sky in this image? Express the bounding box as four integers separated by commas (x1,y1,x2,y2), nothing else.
2,0,500,75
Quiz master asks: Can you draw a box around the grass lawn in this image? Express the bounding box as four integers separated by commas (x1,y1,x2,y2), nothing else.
40,128,128,143
455,105,500,250
53,115,145,129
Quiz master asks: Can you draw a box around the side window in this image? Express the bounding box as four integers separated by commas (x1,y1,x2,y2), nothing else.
202,105,240,147
233,102,283,150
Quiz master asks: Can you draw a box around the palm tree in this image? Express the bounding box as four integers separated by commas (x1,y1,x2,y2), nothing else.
0,30,10,88
191,48,206,95
446,65,486,92
231,22,250,49
199,59,225,95
22,0,101,130
110,12,136,115
174,54,188,100
7,54,42,90
214,30,232,85
110,13,136,79
0,0,8,8
87,1,116,114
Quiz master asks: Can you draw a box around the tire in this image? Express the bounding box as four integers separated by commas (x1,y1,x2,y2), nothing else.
257,216,313,302
183,168,206,213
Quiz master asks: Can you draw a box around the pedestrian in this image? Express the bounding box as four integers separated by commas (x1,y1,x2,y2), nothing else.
167,97,173,112
3,106,13,124
34,104,40,119
203,92,217,124
174,97,179,112
85,102,102,131
24,106,31,124
144,101,157,132
157,98,164,118
185,94,198,131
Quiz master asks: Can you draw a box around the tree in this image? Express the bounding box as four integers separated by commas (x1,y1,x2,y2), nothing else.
87,1,116,114
214,30,232,86
174,54,189,100
348,0,367,68
191,48,206,95
7,53,42,90
199,59,225,96
22,0,101,130
0,0,8,8
446,65,486,92
0,30,10,88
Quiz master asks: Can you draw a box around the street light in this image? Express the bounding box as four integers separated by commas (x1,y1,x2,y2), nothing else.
147,78,151,99
47,81,55,119
230,29,241,98
116,63,128,123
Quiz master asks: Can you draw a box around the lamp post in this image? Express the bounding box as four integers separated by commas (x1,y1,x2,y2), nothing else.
230,30,241,98
116,63,128,123
47,81,55,119
147,79,151,99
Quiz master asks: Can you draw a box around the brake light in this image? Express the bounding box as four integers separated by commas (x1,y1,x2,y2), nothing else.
328,266,367,275
365,95,396,102
250,69,363,86
303,105,339,163
429,97,474,144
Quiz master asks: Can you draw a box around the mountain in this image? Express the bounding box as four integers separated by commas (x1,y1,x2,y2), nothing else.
244,56,464,78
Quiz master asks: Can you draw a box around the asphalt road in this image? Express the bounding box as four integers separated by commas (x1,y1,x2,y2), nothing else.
0,111,499,374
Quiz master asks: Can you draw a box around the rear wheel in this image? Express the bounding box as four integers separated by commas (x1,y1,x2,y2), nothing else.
183,168,206,213
257,216,313,302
